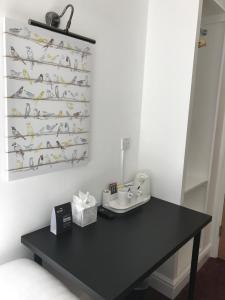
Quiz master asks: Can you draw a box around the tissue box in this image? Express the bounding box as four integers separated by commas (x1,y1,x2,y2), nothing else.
72,205,97,227
72,191,97,227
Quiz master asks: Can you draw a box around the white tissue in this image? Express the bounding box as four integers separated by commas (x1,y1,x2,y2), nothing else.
73,191,96,208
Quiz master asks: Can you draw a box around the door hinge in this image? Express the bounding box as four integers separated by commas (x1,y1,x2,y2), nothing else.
219,225,223,237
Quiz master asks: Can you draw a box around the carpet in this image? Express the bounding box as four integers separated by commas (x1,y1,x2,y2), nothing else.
127,258,225,300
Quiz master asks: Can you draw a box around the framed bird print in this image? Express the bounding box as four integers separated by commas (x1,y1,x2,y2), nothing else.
2,17,92,180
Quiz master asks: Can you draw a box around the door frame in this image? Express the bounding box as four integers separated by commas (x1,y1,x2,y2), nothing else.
210,49,225,256
204,3,225,257
211,114,225,257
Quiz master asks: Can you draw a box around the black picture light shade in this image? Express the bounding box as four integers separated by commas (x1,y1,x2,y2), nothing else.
28,3,96,44
45,11,61,28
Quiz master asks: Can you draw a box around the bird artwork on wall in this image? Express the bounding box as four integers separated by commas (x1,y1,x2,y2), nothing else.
3,17,93,180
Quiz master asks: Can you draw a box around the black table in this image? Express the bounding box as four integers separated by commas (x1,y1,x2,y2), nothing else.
21,198,211,300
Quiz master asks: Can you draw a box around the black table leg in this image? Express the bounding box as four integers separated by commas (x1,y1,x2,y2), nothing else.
188,231,201,300
34,254,42,266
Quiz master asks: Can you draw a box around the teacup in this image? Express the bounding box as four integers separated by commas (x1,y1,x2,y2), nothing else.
118,188,134,206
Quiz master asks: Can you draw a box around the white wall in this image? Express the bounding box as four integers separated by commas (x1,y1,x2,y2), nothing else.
0,0,149,264
138,0,201,204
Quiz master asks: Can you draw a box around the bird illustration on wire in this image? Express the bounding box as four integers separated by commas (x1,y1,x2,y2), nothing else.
85,75,89,86
22,69,31,83
11,126,26,140
62,139,72,147
69,91,79,99
37,155,44,167
38,126,45,134
36,142,43,151
81,47,90,64
66,111,71,118
47,53,59,62
42,111,55,118
9,27,22,34
26,122,35,140
66,56,71,67
29,157,35,170
77,127,84,133
75,150,87,163
46,141,53,148
81,75,88,86
78,150,87,162
33,108,41,118
62,91,67,98
26,46,34,69
70,76,77,84
10,69,22,77
24,103,31,119
55,86,60,98
34,90,45,100
35,74,44,83
46,90,52,98
33,33,48,44
60,76,65,84
10,46,26,64
71,149,78,165
80,138,88,144
57,123,64,137
11,108,22,116
46,123,58,132
58,110,64,117
11,141,21,151
24,89,34,98
43,38,54,50
45,73,53,88
66,102,74,110
51,153,62,162
23,143,34,150
82,46,90,54
57,41,64,49
80,93,87,102
64,122,70,133
73,111,81,118
74,59,78,70
77,78,86,86
10,86,24,98
12,142,24,159
16,159,23,169
56,140,65,150
17,148,25,160
53,74,59,82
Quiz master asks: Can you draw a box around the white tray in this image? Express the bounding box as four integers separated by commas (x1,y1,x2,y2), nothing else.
103,194,151,214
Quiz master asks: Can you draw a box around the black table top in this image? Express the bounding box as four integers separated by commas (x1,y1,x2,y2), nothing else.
21,198,211,300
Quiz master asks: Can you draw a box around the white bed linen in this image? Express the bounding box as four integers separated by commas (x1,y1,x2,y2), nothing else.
0,258,79,300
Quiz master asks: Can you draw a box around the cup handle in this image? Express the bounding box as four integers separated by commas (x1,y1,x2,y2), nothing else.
128,192,133,199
